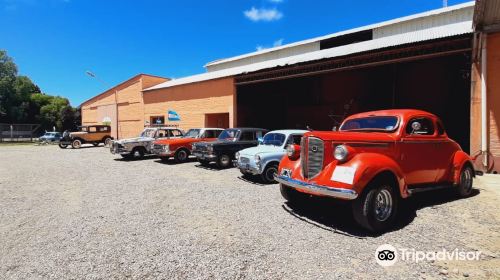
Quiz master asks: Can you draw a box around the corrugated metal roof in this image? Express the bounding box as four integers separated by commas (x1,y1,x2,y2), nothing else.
204,1,475,68
145,19,472,92
474,0,500,29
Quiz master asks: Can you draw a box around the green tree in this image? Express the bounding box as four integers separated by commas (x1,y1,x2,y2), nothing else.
0,50,79,131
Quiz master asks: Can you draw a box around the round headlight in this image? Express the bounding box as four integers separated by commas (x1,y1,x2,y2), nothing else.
235,152,240,159
254,154,261,163
207,146,213,152
286,145,295,157
163,144,169,151
334,145,349,161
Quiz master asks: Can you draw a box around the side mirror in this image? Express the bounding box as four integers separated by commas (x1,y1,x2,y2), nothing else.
258,137,264,144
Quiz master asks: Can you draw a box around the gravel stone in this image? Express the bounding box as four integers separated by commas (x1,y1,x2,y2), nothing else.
0,145,499,279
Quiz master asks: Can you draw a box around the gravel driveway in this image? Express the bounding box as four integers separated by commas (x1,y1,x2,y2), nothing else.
0,145,498,279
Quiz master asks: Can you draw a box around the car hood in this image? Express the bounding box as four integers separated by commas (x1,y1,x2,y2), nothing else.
239,145,283,156
116,137,154,144
195,139,234,147
154,137,198,145
305,131,397,142
69,132,87,137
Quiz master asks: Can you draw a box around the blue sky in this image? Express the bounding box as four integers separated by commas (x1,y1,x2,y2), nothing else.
1,0,471,106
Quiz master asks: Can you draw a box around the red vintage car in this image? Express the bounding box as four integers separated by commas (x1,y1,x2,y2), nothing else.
275,109,475,232
151,128,224,162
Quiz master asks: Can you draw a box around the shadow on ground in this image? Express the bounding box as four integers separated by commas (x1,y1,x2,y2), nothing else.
237,174,278,186
113,155,158,162
283,188,480,238
153,157,198,165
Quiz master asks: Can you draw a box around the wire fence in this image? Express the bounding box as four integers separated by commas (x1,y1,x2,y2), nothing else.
0,124,41,142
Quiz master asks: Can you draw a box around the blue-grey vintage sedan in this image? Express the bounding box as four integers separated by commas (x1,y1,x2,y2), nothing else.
39,132,62,143
234,129,307,183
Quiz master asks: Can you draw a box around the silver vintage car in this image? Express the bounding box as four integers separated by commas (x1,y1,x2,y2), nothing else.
234,129,306,183
110,127,184,159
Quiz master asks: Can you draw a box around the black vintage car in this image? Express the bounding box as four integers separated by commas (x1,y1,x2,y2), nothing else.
192,128,268,168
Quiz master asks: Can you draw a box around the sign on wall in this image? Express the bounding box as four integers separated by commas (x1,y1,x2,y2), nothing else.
168,110,181,121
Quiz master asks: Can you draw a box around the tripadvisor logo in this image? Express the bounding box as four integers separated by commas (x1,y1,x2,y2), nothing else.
375,244,482,267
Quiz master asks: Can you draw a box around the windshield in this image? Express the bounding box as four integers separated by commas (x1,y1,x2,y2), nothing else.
218,129,240,141
140,129,156,138
184,129,201,138
261,133,286,146
340,116,398,132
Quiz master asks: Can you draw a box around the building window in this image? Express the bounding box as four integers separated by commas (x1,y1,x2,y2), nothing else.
151,116,165,125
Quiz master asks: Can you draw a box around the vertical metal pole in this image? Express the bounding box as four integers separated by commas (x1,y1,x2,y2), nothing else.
115,89,119,140
481,35,488,167
10,125,13,141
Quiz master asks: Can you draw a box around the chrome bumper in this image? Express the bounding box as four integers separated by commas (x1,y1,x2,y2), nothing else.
193,151,217,160
234,160,260,175
274,175,358,200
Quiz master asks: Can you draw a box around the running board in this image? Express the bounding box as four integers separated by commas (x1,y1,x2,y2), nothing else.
407,184,454,195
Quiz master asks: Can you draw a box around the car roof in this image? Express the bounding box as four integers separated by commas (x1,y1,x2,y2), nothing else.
266,129,308,135
345,109,437,120
230,127,268,131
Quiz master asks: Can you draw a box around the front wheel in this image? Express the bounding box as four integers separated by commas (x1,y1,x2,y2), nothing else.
131,148,145,159
58,143,68,149
352,181,398,233
71,139,82,149
261,163,278,184
456,165,474,197
216,154,231,169
174,149,189,163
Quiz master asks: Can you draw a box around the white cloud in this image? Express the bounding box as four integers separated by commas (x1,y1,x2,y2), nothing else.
244,7,283,22
256,38,285,51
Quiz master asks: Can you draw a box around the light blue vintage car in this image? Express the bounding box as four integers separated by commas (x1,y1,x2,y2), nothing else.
234,129,307,183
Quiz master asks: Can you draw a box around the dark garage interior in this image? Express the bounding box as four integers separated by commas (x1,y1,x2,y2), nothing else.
236,51,472,152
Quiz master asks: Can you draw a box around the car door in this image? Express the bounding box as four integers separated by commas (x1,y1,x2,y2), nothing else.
399,116,439,185
238,131,259,151
200,129,219,142
433,120,456,183
88,126,99,142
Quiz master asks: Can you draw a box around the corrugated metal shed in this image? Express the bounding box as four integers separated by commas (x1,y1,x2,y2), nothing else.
145,19,472,92
204,1,475,71
474,0,500,30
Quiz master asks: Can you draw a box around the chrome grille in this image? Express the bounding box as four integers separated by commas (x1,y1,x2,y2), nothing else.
240,157,250,164
302,137,324,179
153,144,163,150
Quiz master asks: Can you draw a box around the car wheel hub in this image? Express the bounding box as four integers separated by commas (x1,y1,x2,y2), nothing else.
461,168,473,193
374,188,393,222
266,167,277,181
179,151,187,160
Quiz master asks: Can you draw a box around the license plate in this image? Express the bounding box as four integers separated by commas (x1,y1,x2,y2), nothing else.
280,168,292,178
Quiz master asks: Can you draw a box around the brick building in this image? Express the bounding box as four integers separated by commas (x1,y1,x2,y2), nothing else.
80,1,499,173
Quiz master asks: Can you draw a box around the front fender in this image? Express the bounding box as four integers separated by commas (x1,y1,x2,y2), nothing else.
344,153,408,198
278,153,409,198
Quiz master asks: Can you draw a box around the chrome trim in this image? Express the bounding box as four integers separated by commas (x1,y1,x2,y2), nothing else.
275,175,358,200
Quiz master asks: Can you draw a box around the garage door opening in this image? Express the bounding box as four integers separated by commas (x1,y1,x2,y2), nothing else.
205,113,230,129
236,53,471,152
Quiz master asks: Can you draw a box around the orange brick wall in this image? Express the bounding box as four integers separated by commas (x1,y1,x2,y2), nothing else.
143,78,235,131
487,32,500,173
81,74,168,139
